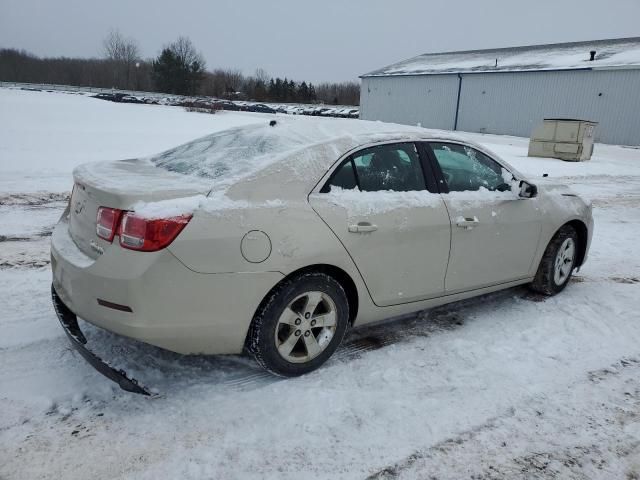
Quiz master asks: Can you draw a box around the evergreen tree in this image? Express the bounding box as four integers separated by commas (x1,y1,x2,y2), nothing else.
288,79,296,101
152,36,205,95
275,77,283,101
152,48,180,94
254,79,267,101
268,78,276,99
298,81,309,102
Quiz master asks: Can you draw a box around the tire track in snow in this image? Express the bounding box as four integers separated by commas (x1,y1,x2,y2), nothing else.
366,355,640,480
0,192,69,206
220,295,489,391
0,194,65,269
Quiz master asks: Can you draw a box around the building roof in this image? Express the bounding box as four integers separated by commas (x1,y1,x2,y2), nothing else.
362,37,640,77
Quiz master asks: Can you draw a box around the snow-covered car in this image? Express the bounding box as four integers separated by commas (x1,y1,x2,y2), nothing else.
51,118,593,392
320,108,338,117
335,107,359,118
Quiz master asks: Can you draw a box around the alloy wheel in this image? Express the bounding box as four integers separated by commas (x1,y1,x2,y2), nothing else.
275,291,337,363
553,237,576,285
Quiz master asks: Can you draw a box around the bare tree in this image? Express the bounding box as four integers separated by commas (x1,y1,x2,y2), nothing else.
103,29,139,63
102,29,140,89
224,69,243,94
1,42,360,104
254,67,270,84
316,81,360,105
169,36,205,71
201,68,244,97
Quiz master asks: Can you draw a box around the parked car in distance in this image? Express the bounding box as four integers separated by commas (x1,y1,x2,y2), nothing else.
245,103,277,114
51,119,592,392
320,108,338,117
93,92,132,103
120,95,145,104
213,100,244,111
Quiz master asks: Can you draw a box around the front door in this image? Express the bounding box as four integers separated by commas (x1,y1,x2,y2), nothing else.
309,142,451,306
425,142,543,293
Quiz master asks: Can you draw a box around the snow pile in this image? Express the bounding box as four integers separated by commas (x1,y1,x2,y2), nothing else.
321,186,443,216
73,159,212,195
445,186,519,208
132,193,286,219
131,195,208,219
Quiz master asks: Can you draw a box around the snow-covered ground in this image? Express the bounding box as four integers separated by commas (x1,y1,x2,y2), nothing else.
1,88,640,479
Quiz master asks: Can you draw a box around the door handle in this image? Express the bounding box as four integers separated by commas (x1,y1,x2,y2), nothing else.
348,222,378,233
456,216,479,229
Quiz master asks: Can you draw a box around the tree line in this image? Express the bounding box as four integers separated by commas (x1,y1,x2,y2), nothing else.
0,30,360,105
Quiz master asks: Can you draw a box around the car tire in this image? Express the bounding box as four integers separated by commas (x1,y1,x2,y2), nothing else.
246,272,349,377
530,225,578,295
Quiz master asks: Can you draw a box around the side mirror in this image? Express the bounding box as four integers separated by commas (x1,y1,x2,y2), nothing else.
519,180,538,198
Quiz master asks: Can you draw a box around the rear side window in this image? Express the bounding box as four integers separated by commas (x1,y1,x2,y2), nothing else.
322,143,427,193
321,160,357,192
356,143,425,192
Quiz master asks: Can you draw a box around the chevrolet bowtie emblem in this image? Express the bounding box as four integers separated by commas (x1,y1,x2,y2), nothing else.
74,200,86,215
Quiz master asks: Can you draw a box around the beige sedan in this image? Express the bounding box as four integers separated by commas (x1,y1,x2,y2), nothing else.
51,119,593,391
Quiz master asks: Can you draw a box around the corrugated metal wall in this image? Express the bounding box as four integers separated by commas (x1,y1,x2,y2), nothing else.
360,69,640,145
360,75,459,130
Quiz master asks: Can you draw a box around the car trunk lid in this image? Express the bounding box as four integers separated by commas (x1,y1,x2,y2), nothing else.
69,159,210,259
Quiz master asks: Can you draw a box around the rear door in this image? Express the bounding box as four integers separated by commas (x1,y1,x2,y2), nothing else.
424,142,543,293
309,142,451,307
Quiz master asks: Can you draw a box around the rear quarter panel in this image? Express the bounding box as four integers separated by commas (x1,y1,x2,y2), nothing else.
168,203,374,315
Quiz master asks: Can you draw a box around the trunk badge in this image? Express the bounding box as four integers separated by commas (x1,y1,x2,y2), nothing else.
74,200,86,215
90,240,104,255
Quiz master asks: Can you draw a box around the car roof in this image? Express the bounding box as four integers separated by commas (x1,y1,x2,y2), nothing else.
213,117,473,201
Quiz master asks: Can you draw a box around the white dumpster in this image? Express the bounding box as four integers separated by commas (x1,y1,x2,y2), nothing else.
528,118,597,161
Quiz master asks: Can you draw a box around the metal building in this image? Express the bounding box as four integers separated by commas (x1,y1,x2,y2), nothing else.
360,38,640,146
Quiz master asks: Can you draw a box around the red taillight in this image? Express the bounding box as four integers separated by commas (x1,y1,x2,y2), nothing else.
96,207,123,242
118,213,191,252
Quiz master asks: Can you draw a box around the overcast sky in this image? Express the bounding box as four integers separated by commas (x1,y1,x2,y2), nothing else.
1,0,639,83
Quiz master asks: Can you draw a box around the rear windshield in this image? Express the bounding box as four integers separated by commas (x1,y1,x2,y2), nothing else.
151,124,313,182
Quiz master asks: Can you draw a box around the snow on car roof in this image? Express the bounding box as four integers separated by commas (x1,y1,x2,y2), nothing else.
150,117,462,199
362,37,640,77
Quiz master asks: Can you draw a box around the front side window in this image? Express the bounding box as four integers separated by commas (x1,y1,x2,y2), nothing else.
430,143,511,192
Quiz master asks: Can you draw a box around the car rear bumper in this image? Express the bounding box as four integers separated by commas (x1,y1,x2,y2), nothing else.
51,284,151,395
51,217,283,355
